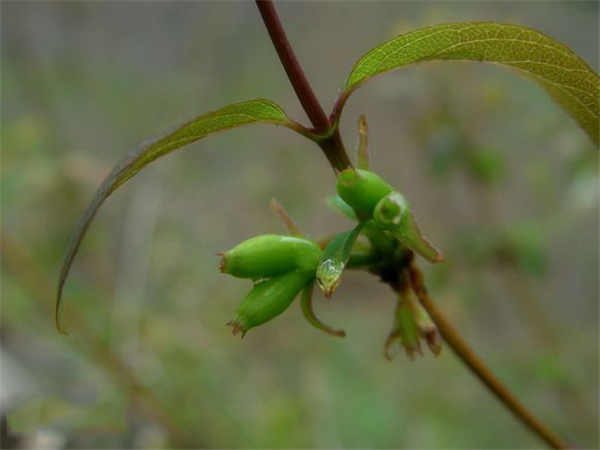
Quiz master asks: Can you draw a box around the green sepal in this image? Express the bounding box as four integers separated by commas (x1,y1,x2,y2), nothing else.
361,220,397,256
219,234,322,280
410,297,442,356
356,115,371,170
228,270,314,337
300,282,346,337
346,240,380,269
374,192,443,264
336,169,393,215
385,298,420,361
385,274,442,360
316,223,364,297
326,195,358,221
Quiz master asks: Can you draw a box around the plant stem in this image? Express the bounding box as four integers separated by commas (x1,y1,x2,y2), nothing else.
318,130,353,173
257,2,569,447
407,262,568,450
255,0,352,172
255,0,329,133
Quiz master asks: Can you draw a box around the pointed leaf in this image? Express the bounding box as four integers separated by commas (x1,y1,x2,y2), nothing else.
342,22,599,145
55,99,301,334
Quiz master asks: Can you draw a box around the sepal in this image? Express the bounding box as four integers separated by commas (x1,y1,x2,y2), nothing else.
384,273,442,359
300,282,346,337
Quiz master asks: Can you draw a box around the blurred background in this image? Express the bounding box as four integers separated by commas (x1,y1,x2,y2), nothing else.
1,1,598,448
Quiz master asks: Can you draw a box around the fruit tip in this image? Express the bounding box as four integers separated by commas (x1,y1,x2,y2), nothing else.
334,329,347,338
227,320,246,338
217,253,228,273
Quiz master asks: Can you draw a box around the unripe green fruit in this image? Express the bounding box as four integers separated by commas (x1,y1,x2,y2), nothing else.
228,270,314,336
336,169,394,215
219,234,322,280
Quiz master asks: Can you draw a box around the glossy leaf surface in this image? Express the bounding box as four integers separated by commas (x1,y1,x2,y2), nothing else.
343,22,599,144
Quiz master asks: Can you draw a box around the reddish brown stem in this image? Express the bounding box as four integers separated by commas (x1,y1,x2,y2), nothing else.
255,0,330,134
255,0,352,173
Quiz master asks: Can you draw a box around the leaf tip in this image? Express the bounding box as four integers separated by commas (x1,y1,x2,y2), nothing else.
54,298,69,336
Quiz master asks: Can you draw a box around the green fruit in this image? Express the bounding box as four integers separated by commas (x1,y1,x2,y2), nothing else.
219,234,322,280
336,169,393,215
228,270,314,336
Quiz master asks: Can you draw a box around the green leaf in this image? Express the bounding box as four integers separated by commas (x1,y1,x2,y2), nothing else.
55,99,301,334
342,22,599,145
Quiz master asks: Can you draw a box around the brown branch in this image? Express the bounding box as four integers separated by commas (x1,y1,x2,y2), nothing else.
255,0,352,173
255,0,330,133
407,261,569,450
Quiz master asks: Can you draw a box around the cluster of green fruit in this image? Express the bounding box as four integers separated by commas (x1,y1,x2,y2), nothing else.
220,163,443,358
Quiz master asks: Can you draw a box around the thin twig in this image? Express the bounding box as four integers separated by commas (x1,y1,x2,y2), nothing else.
453,120,594,423
255,0,330,134
255,0,352,172
407,261,569,450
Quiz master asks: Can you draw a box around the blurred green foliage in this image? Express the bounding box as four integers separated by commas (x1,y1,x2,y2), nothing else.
1,2,598,449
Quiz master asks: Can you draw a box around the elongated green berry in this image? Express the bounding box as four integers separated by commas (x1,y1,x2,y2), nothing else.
336,169,393,215
219,234,322,280
373,192,443,263
228,270,314,336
